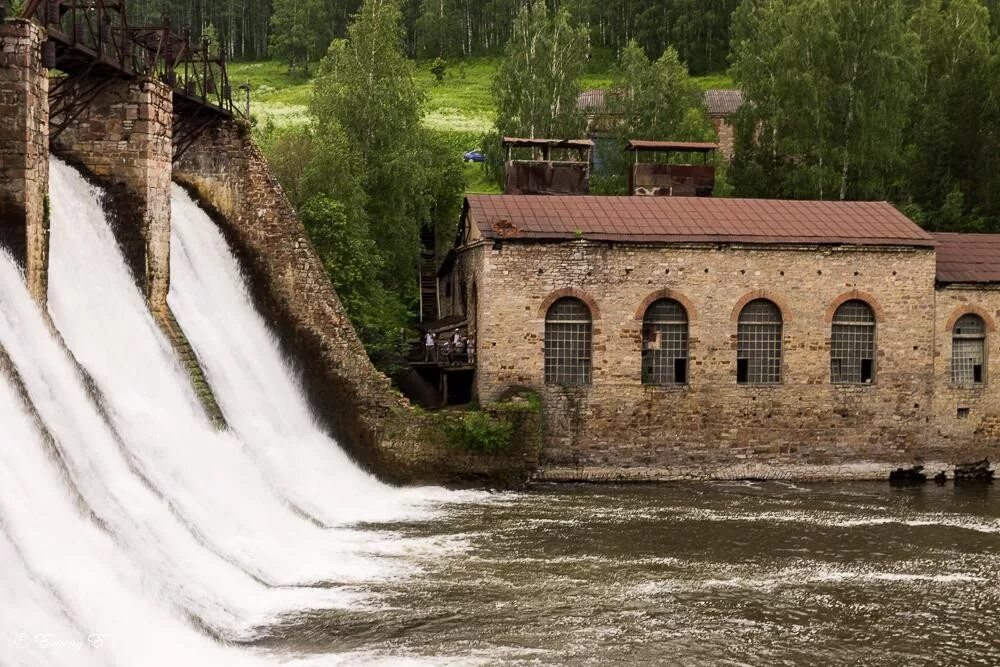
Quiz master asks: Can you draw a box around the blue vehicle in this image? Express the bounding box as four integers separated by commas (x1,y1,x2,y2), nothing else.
463,150,486,163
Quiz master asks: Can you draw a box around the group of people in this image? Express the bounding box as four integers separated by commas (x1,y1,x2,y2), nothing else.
423,329,475,364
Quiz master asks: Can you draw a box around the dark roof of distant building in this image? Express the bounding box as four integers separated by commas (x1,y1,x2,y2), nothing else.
627,140,719,153
577,89,606,110
703,89,744,117
502,137,594,150
464,195,934,247
934,232,1000,283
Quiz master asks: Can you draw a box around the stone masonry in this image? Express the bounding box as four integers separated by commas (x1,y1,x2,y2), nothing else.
450,238,992,480
174,120,538,484
0,19,48,304
932,285,1000,452
51,77,172,308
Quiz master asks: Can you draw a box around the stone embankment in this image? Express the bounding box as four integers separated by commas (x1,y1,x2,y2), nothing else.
173,119,539,486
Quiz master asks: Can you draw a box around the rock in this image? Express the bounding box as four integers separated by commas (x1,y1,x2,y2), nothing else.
954,459,994,484
889,465,927,485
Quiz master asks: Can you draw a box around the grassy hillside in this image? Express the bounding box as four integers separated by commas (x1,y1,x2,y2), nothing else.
229,58,732,194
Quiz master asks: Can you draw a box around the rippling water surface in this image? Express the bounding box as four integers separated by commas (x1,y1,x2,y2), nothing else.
261,482,1000,666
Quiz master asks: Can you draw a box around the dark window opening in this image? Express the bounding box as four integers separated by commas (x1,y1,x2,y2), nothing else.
674,358,688,385
737,299,782,384
957,407,970,419
952,314,987,386
545,297,593,386
831,300,876,384
737,358,749,384
860,359,874,383
641,299,689,385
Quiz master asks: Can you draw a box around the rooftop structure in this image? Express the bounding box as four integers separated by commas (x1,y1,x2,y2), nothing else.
933,232,1000,283
502,137,594,196
463,195,934,246
626,140,719,197
703,89,744,118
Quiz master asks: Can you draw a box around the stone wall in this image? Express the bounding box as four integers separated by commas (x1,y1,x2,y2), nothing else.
51,77,172,308
0,19,48,304
932,285,1000,462
711,117,735,160
456,239,960,479
173,120,537,485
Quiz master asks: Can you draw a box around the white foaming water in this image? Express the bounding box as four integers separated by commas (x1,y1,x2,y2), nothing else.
0,331,258,665
45,159,418,588
0,246,356,641
169,184,461,526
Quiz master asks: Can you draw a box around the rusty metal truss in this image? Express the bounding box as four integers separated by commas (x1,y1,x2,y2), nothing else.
9,0,237,149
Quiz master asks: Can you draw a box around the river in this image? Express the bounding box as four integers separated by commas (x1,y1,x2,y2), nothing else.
261,481,999,666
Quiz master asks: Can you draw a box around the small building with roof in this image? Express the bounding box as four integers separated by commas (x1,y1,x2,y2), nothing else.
435,188,1000,480
703,89,744,159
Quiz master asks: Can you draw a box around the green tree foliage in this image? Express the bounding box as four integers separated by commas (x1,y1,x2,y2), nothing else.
595,41,714,193
730,0,1000,230
260,0,464,369
312,0,427,297
415,0,465,58
269,0,329,73
906,0,995,230
484,1,589,184
730,0,918,202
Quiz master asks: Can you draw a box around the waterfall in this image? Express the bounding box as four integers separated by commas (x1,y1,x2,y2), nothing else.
0,260,263,665
169,184,456,526
0,157,472,661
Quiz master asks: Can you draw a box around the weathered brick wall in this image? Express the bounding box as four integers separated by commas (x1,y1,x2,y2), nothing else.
711,117,735,160
932,285,1000,462
0,19,48,304
173,120,537,484
51,77,172,307
462,239,957,479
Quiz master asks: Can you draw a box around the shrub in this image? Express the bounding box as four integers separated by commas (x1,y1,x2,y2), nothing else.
442,411,515,453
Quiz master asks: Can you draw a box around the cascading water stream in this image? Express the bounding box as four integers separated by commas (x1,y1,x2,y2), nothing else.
0,242,355,642
0,317,262,665
0,157,474,662
45,159,421,588
169,184,464,527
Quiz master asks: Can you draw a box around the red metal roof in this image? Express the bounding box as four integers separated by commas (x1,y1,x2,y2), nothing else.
934,232,1000,283
466,195,935,247
627,140,719,153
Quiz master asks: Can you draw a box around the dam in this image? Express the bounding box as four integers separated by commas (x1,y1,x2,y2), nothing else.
1,6,998,665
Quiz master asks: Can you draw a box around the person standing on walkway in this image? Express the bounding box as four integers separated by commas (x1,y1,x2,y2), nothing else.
424,331,436,361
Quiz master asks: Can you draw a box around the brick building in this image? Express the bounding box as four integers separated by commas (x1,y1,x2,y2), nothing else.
703,89,743,160
438,194,1000,479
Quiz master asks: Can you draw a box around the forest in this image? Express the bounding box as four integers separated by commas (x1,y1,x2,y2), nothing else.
121,0,1000,369
123,0,741,72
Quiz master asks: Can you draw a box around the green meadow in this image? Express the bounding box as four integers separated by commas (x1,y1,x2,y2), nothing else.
229,58,731,194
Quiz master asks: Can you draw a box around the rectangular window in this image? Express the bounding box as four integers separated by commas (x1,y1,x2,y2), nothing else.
736,358,749,384
860,359,874,383
674,358,688,385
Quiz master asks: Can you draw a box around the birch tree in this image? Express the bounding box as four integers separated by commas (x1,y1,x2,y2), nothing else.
484,0,588,184
730,0,918,201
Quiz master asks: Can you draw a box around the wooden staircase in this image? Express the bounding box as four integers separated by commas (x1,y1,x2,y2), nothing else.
419,226,438,323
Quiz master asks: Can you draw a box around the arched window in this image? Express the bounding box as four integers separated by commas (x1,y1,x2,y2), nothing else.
545,297,592,385
831,300,876,384
642,299,689,385
952,314,986,386
737,299,782,384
